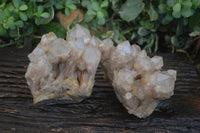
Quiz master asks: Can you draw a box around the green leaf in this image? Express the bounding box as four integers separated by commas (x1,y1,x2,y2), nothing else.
27,1,35,18
19,12,28,21
8,16,15,21
0,26,7,36
67,4,76,10
65,0,72,6
44,22,66,38
131,32,137,40
101,0,109,8
173,3,181,12
119,0,144,22
92,2,99,11
81,0,90,8
158,4,167,14
140,20,154,30
137,27,149,36
15,20,24,27
144,34,155,52
84,14,95,22
172,12,181,18
138,37,147,45
55,3,64,9
6,17,16,30
65,8,70,16
97,10,104,18
148,4,158,21
3,23,9,29
101,9,108,17
35,17,40,25
171,36,179,47
13,0,20,8
172,3,181,18
167,0,178,7
43,1,54,8
192,0,200,9
0,2,5,8
40,12,49,18
162,14,173,25
38,6,44,14
181,7,194,17
182,0,192,8
87,10,96,16
7,4,14,11
19,4,28,11
97,17,105,25
40,6,54,25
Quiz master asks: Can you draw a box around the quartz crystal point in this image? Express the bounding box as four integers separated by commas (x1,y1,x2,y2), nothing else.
25,24,101,104
99,39,177,118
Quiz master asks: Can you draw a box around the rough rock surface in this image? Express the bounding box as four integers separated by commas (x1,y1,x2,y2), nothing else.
99,39,177,118
25,24,101,104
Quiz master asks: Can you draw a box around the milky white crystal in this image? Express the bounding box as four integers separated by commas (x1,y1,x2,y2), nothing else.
25,24,101,104
99,39,177,118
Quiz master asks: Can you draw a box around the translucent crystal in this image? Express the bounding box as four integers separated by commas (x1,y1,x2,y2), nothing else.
25,24,101,104
99,39,177,118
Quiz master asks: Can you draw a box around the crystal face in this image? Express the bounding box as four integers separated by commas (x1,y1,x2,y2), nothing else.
25,24,101,104
99,39,177,118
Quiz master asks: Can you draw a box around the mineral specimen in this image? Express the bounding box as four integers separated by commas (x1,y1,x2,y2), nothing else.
99,39,177,118
25,24,101,104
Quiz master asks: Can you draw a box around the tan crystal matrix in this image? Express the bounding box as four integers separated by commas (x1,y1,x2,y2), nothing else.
25,24,101,104
99,39,177,118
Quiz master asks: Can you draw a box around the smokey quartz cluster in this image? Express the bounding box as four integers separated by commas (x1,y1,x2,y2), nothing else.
99,39,177,118
25,24,101,104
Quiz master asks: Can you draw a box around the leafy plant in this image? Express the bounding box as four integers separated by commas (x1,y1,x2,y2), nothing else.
51,0,78,16
82,0,109,26
119,0,144,22
0,0,200,58
44,22,66,38
113,0,200,53
0,0,79,47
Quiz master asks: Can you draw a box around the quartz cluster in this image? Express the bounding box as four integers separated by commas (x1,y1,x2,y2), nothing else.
25,24,177,118
99,39,177,118
25,24,101,104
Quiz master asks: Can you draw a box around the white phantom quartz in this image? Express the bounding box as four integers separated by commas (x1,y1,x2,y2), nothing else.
99,39,177,118
25,24,101,104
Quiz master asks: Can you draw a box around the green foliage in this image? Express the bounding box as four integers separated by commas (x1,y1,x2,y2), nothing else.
0,0,54,39
119,0,144,22
117,0,200,53
52,0,77,16
44,22,66,38
0,0,79,47
0,0,200,59
82,0,109,26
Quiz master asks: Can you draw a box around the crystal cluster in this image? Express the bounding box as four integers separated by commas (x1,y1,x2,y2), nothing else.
25,24,177,118
25,24,101,104
99,39,177,118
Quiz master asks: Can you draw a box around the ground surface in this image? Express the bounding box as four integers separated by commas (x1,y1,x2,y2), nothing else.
0,48,200,133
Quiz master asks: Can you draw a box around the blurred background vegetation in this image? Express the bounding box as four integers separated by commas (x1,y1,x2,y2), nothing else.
0,0,200,72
